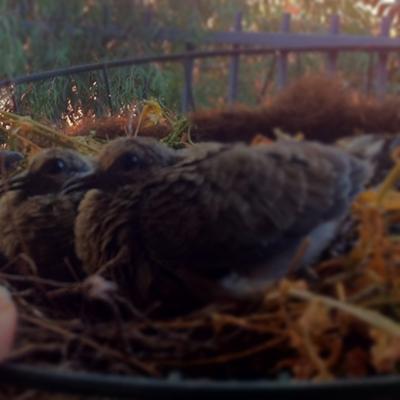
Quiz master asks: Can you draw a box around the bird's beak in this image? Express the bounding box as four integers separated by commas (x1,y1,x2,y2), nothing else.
62,171,102,194
0,151,23,175
0,171,29,195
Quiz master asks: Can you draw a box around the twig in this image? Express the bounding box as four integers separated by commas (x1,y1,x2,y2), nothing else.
20,314,158,376
289,288,400,336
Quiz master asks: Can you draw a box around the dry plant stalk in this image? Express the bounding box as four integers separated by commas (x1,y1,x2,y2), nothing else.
0,111,100,156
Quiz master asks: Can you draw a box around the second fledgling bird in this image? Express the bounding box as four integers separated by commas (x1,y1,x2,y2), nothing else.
0,148,93,281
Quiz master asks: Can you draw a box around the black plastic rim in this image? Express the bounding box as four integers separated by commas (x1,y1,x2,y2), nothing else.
0,363,400,399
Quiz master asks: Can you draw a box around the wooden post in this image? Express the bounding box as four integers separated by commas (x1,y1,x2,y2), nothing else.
276,13,291,91
326,15,340,75
228,11,242,105
181,43,196,113
375,16,392,98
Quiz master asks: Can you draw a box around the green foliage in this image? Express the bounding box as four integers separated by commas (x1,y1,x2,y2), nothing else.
0,0,390,122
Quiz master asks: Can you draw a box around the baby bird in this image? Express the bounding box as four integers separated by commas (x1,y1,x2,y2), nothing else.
0,148,93,281
66,137,370,299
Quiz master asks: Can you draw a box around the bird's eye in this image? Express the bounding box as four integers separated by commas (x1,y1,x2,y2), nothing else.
119,153,143,171
44,158,66,174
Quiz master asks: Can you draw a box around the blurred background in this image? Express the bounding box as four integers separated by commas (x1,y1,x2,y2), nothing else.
0,0,399,126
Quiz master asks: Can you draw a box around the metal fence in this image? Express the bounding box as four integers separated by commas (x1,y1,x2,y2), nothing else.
1,12,399,114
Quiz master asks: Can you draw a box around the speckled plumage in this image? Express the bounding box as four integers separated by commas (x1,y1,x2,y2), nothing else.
0,148,93,281
70,137,370,299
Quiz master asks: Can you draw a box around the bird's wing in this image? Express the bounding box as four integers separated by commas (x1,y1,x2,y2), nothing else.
138,141,369,260
268,141,369,234
0,192,80,280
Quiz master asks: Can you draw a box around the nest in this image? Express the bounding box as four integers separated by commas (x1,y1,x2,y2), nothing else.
59,75,400,147
1,81,400,387
0,145,400,384
190,75,400,144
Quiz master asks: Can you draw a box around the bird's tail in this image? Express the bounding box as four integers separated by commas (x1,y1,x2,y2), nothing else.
347,155,373,197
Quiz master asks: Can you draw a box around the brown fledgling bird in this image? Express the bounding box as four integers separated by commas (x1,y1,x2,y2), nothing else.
0,148,93,281
65,137,370,300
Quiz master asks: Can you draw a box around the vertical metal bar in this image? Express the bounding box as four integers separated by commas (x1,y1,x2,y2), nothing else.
376,16,392,98
102,65,114,114
365,53,374,95
142,75,149,100
228,11,242,105
257,57,276,104
276,13,291,91
326,15,340,75
18,0,28,18
102,0,110,28
144,4,154,26
181,43,195,114
11,82,19,113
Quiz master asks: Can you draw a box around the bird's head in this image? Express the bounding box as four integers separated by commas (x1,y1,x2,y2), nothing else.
0,148,93,197
62,137,181,193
